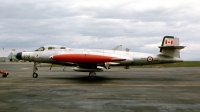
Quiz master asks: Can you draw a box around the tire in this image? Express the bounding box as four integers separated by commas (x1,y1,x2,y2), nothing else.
33,73,38,78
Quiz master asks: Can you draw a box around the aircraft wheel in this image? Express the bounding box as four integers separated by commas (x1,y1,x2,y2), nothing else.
89,72,97,79
124,66,130,69
33,73,38,78
88,75,97,79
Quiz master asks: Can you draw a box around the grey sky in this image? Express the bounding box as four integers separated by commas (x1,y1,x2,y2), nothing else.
0,0,200,60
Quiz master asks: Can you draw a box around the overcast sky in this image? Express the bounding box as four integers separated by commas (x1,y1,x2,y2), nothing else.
0,0,200,60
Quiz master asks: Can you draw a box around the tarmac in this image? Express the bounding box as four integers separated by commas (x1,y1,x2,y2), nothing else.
0,62,200,112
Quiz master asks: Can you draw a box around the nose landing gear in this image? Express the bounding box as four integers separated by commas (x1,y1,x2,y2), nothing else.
33,62,39,78
33,72,38,78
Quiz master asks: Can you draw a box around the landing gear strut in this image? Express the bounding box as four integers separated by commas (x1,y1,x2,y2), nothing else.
89,71,97,78
63,66,66,71
33,62,39,78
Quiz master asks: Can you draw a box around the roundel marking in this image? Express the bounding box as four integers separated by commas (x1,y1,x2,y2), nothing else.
147,56,153,62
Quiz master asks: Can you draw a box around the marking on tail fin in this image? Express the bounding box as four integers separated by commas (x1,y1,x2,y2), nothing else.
165,39,173,45
160,36,174,52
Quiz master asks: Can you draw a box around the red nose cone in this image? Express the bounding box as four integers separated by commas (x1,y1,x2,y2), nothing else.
53,54,125,63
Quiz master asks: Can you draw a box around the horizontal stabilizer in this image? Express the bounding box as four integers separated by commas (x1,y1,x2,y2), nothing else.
159,46,185,49
159,36,186,58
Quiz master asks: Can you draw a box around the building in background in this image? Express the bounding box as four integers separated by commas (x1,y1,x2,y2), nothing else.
0,50,17,62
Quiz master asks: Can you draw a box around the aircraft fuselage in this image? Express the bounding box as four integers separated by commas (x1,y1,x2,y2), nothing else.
19,48,183,66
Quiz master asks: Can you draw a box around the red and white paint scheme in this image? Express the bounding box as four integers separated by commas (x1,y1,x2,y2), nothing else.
16,36,185,78
53,54,126,63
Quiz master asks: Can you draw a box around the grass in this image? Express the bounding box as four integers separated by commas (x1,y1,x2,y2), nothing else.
134,61,200,68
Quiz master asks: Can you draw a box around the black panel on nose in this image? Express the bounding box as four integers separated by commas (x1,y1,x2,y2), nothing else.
16,52,22,60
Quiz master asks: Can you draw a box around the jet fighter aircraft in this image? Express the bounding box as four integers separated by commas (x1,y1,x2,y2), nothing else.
16,36,185,78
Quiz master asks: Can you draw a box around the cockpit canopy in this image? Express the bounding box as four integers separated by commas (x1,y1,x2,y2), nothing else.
35,45,68,51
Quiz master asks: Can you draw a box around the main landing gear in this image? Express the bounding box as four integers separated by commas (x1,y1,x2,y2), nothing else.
89,71,97,78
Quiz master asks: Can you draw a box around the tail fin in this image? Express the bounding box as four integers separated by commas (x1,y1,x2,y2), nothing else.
159,36,185,58
113,45,122,51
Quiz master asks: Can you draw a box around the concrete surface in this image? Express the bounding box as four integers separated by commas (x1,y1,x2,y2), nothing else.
0,62,200,112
